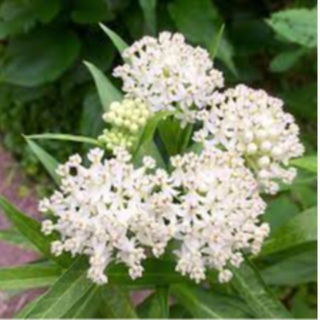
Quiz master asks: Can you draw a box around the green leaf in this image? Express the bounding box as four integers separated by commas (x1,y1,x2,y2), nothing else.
100,286,138,318
72,0,113,24
0,263,62,291
282,83,317,122
84,61,122,112
262,248,317,286
169,304,191,318
138,287,169,318
16,298,42,319
158,117,192,156
209,24,225,60
99,23,129,56
0,195,71,268
0,227,37,251
168,0,236,73
261,207,317,256
134,140,166,169
133,111,174,159
0,0,36,39
263,195,300,233
24,258,94,319
230,257,292,319
29,0,61,23
270,48,308,73
25,138,60,184
0,28,80,87
291,155,317,173
107,259,188,286
139,0,157,36
293,290,320,320
81,90,106,139
171,283,252,319
26,133,101,146
63,286,102,319
267,8,317,48
0,0,60,39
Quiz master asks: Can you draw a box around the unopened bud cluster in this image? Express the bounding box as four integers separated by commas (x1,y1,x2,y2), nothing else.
98,99,150,150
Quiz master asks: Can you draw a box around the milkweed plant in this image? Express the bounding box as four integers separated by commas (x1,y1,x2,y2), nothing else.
0,25,315,319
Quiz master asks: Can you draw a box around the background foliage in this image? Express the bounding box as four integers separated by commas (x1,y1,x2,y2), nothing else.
0,0,317,318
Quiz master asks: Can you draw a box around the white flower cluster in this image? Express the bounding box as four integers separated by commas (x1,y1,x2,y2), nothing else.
99,99,150,151
39,31,305,286
196,85,305,194
113,32,224,126
40,145,269,285
170,147,269,283
40,148,175,284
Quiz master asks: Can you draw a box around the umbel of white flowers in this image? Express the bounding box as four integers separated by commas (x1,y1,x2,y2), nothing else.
113,32,224,127
40,146,269,285
39,31,304,285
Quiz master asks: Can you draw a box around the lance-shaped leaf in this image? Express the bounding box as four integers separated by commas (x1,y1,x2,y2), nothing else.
0,195,72,267
0,227,37,251
107,259,188,286
139,0,157,36
26,133,101,146
99,23,129,56
261,207,317,256
84,61,122,112
171,283,252,319
62,286,102,319
230,257,292,319
24,258,94,319
25,138,60,184
138,287,169,319
99,285,137,318
0,263,62,291
291,155,317,173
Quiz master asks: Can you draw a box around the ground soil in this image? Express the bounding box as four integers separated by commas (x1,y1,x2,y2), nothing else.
0,142,40,318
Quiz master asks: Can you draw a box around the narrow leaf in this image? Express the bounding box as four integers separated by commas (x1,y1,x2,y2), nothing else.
210,24,225,60
84,61,122,112
25,138,60,184
230,257,292,319
133,111,174,159
0,227,37,251
139,0,157,36
261,207,317,255
0,263,62,291
171,283,252,319
262,247,317,286
27,133,101,146
99,24,129,55
291,155,317,173
100,285,137,318
0,195,71,268
24,258,94,319
62,286,101,319
107,259,188,286
138,287,169,318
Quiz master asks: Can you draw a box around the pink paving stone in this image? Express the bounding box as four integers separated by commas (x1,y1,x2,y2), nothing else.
0,142,41,318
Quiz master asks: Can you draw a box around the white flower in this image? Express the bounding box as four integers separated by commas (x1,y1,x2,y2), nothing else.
113,32,224,127
198,85,305,194
39,148,175,285
170,146,269,282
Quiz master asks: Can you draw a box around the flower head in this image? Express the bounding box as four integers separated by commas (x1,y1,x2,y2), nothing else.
113,32,224,126
170,146,269,282
40,148,174,285
198,85,305,194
